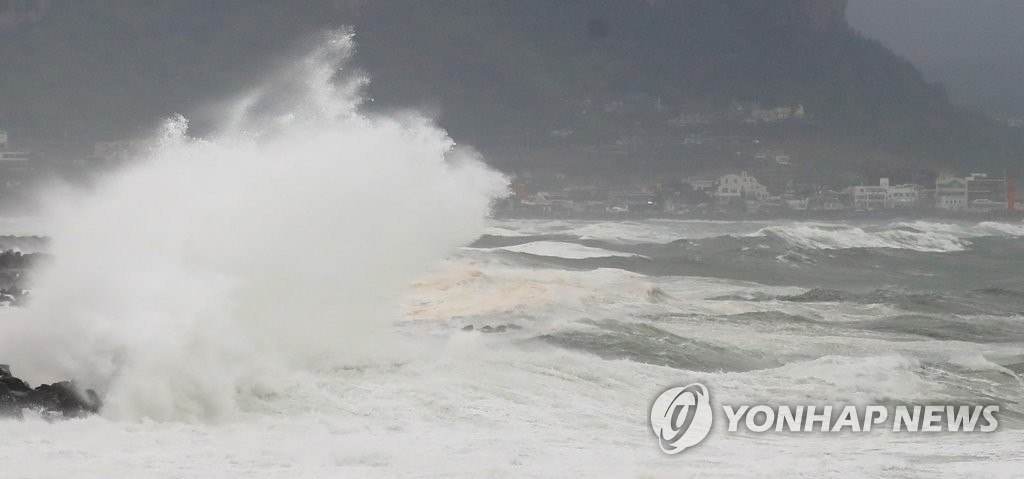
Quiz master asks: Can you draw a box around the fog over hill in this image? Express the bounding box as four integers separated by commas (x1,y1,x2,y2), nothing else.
848,0,1024,120
0,0,1021,180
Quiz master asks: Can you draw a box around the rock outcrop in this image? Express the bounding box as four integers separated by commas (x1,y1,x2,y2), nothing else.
0,364,101,419
461,323,524,334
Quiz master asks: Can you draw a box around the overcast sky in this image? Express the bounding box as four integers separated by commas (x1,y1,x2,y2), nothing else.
847,0,1024,118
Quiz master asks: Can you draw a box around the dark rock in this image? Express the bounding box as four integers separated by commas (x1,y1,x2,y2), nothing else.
0,376,31,393
0,364,10,378
0,383,22,419
0,366,102,419
462,323,523,334
50,381,101,417
26,384,61,412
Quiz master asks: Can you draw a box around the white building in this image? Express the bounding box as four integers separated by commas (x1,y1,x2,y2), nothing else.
935,176,968,210
848,178,889,210
886,183,921,208
715,171,768,204
848,178,921,210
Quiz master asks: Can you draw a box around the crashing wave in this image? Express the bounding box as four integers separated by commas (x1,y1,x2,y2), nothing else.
0,31,508,421
757,224,968,252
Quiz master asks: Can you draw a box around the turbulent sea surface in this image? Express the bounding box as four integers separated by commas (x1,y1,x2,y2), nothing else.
1,32,1022,477
3,217,1024,477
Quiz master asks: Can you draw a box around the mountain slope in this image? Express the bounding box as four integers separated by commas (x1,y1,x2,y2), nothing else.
0,0,1020,178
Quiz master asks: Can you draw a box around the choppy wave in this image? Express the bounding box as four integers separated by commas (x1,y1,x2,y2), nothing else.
486,241,646,259
757,224,969,252
486,218,770,244
752,220,1024,253
533,319,777,372
485,219,1024,254
5,209,1024,476
404,265,671,321
895,220,1024,238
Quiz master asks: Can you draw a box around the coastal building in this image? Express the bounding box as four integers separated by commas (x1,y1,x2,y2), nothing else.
686,177,715,194
0,130,7,150
715,171,768,204
808,191,845,211
966,173,1008,210
785,198,809,210
608,191,659,212
517,192,573,213
848,178,889,210
886,183,921,208
935,176,968,210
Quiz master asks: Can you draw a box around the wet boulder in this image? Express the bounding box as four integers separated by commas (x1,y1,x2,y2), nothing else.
0,382,21,419
460,323,523,334
0,375,32,394
0,365,102,419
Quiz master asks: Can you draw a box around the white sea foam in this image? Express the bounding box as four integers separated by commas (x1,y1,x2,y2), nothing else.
486,218,770,244
486,219,1024,252
490,241,645,259
758,223,968,252
973,221,1024,237
0,32,1021,478
0,31,508,420
892,220,1024,239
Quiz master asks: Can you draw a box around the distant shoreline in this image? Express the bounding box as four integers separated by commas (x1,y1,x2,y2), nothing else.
492,209,1024,222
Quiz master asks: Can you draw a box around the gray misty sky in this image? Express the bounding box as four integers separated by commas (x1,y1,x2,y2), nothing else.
847,0,1024,118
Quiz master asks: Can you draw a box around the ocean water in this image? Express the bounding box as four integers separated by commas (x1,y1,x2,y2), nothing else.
1,32,1023,477
3,218,1024,477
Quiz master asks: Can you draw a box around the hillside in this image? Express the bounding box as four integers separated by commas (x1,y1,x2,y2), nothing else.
0,0,1020,180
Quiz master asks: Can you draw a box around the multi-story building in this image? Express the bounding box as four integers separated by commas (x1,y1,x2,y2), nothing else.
715,172,768,204
935,176,968,210
848,178,889,210
966,173,1007,209
886,183,921,208
685,177,715,194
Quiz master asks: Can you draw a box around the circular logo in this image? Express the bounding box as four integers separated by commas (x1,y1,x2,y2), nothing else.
650,383,713,454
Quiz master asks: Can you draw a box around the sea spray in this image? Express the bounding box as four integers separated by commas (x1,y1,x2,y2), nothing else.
0,31,508,420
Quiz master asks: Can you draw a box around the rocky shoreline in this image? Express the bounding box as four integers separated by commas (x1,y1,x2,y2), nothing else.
0,365,102,419
0,245,97,419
